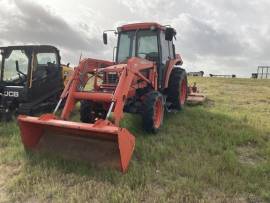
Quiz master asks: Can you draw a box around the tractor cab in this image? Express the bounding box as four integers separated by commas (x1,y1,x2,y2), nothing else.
103,23,182,89
0,45,63,121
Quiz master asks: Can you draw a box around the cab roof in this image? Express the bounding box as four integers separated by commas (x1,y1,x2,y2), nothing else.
119,22,166,31
0,45,59,52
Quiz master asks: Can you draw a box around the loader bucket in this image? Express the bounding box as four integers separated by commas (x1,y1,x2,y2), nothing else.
17,114,135,172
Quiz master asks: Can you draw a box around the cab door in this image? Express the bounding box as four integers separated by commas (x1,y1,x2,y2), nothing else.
29,51,62,101
160,31,175,89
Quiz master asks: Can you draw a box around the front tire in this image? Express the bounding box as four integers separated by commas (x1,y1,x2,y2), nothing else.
80,100,95,123
142,91,164,133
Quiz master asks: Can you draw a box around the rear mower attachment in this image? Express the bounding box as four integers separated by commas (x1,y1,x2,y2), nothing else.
187,83,206,105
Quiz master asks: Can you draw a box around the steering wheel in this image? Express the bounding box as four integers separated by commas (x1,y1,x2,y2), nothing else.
137,52,148,58
118,57,129,64
17,72,26,82
140,52,159,62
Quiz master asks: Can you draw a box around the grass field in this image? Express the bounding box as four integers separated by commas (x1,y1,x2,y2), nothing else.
0,77,270,202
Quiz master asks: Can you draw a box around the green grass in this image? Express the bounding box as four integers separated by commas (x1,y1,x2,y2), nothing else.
0,77,270,202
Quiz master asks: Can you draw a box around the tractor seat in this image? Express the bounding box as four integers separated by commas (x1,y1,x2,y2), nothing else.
145,52,159,64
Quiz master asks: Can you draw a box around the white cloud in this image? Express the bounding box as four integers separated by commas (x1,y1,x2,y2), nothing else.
0,0,270,77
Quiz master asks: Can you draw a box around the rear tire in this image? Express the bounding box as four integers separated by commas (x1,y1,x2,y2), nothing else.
167,68,187,110
142,91,164,133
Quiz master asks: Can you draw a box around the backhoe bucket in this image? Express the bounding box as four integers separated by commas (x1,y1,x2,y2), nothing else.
18,114,135,172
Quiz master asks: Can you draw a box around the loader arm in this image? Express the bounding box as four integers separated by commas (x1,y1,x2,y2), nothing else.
61,57,157,125
60,58,114,120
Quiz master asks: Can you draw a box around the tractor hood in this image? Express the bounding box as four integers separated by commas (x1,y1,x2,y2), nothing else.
100,63,127,72
100,57,154,72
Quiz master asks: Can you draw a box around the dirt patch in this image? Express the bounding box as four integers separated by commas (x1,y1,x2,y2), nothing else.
0,163,21,203
236,145,265,166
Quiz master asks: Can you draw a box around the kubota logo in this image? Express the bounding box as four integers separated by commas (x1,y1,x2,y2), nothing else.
0,91,19,98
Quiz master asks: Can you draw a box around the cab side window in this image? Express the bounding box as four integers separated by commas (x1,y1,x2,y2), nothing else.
168,41,174,58
160,31,176,64
32,52,58,80
36,53,57,65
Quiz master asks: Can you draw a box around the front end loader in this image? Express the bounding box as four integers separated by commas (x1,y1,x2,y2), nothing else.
18,23,188,172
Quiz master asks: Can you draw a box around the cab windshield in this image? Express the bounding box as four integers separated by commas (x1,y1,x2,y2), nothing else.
1,50,28,82
117,30,158,63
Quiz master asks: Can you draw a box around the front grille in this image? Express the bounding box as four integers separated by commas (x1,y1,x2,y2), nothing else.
106,72,118,84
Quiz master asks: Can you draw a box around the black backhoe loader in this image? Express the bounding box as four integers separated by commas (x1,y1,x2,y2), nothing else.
0,45,72,121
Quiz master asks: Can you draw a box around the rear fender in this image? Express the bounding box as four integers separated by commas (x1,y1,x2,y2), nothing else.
163,54,183,89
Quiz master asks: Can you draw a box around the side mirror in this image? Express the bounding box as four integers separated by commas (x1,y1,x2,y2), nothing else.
165,28,176,41
103,33,108,45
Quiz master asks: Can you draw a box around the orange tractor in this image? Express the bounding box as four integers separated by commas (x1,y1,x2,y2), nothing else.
18,22,189,172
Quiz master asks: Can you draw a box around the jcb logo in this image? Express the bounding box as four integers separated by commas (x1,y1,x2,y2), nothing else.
0,91,19,98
